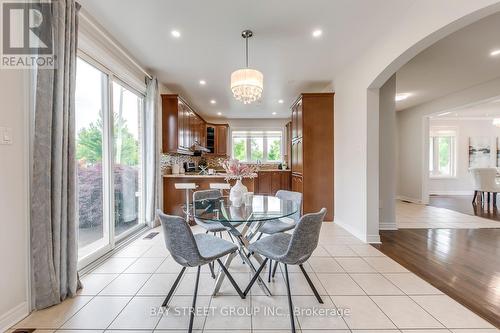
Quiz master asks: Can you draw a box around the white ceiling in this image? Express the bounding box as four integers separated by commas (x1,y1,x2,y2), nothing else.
432,96,500,118
78,0,414,118
396,12,500,111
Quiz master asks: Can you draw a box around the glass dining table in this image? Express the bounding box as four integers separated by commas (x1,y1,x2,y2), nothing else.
193,195,299,296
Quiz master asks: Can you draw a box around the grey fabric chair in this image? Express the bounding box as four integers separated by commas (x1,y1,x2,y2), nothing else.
257,190,302,236
246,208,327,333
157,210,245,333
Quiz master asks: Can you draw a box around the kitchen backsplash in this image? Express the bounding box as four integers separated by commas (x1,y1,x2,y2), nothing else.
160,153,283,173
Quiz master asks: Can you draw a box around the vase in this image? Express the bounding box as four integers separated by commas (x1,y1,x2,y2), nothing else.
230,178,248,207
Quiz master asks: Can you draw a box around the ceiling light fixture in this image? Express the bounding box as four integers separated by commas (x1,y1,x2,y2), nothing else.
210,99,216,104
231,30,263,104
312,29,323,38
272,112,277,115
217,112,222,116
395,93,411,101
278,99,284,104
199,80,206,85
490,49,500,57
171,30,181,38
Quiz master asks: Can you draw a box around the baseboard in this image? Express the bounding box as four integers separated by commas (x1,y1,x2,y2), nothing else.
334,219,367,242
379,222,398,230
396,195,424,204
428,190,473,196
0,301,29,332
366,234,381,244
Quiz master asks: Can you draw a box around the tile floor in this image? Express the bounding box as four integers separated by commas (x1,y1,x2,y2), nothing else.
11,223,498,332
396,200,500,229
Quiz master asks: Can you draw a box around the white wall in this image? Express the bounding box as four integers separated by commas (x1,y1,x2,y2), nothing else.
379,75,397,229
429,118,499,194
397,77,500,202
333,0,500,243
0,69,30,330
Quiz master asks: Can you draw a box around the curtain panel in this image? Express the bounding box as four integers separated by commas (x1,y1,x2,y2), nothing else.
31,0,81,310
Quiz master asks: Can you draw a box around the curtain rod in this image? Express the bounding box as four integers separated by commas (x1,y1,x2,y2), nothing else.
79,11,153,80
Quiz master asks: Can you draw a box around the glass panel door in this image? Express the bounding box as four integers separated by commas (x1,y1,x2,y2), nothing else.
75,58,111,261
112,81,144,239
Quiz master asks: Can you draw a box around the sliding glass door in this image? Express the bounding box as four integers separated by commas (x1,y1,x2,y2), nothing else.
75,56,145,266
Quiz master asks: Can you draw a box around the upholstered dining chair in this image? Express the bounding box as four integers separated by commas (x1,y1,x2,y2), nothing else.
470,168,500,205
156,210,245,333
245,208,327,333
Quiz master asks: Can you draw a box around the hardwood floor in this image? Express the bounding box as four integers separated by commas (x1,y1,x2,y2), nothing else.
373,228,500,328
429,194,500,222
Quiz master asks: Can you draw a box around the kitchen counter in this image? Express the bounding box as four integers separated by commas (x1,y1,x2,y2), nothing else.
257,169,291,172
163,173,229,178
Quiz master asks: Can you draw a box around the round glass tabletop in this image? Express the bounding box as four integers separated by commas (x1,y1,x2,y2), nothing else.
193,195,299,223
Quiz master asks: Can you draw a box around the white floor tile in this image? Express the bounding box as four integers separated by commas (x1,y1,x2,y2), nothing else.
350,273,403,295
137,273,185,296
335,258,376,273
293,295,349,330
99,274,151,296
383,273,443,295
317,274,365,295
371,295,444,329
92,258,137,274
78,274,118,295
363,257,409,273
14,296,93,329
308,257,345,273
155,295,210,330
323,245,359,257
112,245,151,258
251,295,300,330
203,296,252,330
411,295,495,329
124,258,165,274
349,244,386,257
330,295,396,330
107,296,164,329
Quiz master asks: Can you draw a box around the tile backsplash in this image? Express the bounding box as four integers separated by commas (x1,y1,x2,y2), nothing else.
160,153,282,174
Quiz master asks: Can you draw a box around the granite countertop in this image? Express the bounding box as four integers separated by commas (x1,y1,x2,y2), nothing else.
257,169,291,172
163,169,291,178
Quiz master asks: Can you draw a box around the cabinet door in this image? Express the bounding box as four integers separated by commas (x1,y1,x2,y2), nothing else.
257,172,271,195
292,175,303,194
291,141,297,173
271,172,282,195
291,106,298,139
296,138,303,174
177,103,185,149
216,125,228,156
281,172,291,191
296,99,303,139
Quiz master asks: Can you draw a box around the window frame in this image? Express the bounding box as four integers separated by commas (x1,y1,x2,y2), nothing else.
429,127,458,179
230,128,284,163
76,51,146,269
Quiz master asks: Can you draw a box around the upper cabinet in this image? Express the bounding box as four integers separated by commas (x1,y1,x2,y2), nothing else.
161,94,207,154
206,123,229,156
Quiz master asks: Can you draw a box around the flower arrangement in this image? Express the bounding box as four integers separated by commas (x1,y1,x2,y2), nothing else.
221,159,258,181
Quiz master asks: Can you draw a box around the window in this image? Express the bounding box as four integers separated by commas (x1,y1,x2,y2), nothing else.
429,128,457,177
231,130,283,162
75,56,145,265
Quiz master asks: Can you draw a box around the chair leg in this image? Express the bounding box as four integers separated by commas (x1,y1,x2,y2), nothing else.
472,190,478,204
299,264,323,304
284,264,296,333
208,262,216,279
272,260,279,278
216,258,245,299
243,258,269,296
268,259,273,283
188,266,201,333
256,232,263,241
162,267,186,307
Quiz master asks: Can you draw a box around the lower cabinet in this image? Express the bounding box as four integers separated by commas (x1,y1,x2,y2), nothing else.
255,171,291,196
291,174,303,194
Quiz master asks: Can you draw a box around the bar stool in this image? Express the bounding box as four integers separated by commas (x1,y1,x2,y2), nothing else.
175,183,198,223
209,182,231,196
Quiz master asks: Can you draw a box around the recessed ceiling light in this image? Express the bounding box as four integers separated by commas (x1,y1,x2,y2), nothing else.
171,30,181,38
210,99,216,104
199,80,206,85
395,93,411,102
490,49,500,56
312,29,323,38
278,99,284,104
272,112,277,115
217,112,222,116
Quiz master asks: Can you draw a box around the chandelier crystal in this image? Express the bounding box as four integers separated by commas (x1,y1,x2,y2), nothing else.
231,30,263,104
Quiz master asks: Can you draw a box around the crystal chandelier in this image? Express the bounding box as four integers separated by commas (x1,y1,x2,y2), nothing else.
231,30,263,104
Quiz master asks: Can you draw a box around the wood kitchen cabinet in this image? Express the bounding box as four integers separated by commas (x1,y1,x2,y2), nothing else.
290,93,334,220
206,123,229,156
255,170,291,196
162,94,208,154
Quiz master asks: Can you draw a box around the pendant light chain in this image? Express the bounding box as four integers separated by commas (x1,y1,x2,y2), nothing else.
245,35,249,68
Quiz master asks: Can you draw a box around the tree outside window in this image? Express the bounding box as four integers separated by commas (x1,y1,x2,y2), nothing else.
231,130,283,163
